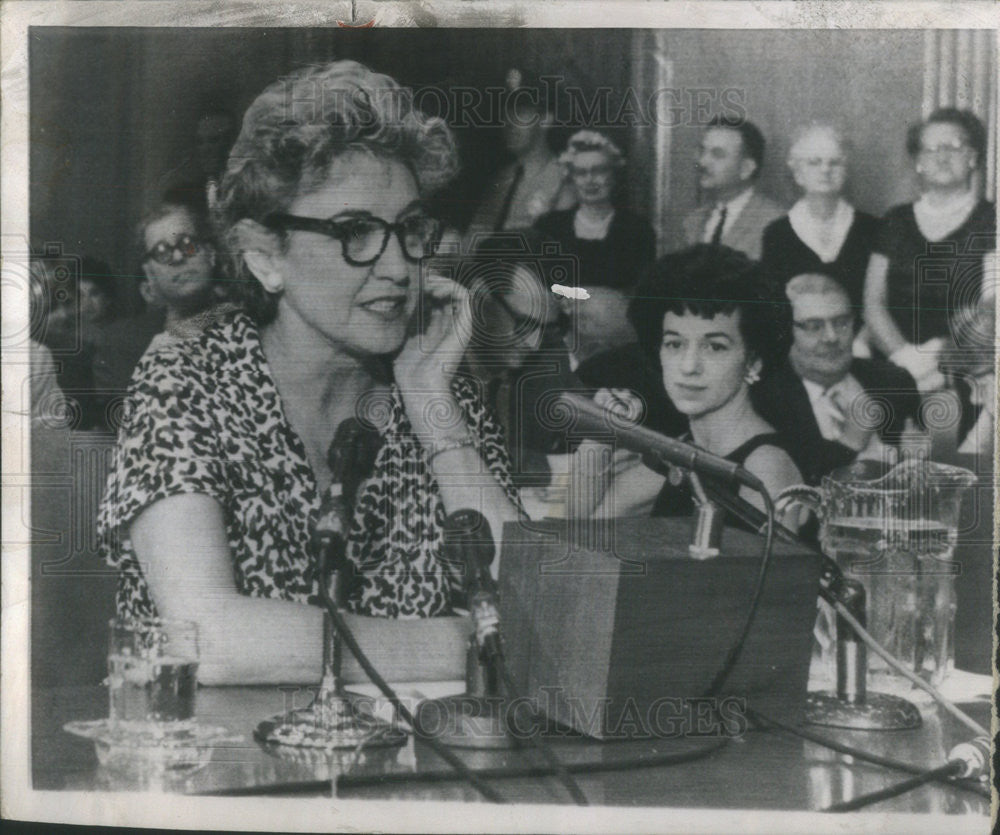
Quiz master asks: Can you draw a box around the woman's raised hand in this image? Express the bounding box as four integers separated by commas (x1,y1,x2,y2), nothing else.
593,387,645,425
394,273,472,437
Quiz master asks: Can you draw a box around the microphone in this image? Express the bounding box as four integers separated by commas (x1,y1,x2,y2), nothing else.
948,736,991,780
313,417,381,577
443,509,502,663
556,392,763,490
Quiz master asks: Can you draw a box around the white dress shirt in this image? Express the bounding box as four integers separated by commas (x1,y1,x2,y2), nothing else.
801,374,865,441
701,187,756,243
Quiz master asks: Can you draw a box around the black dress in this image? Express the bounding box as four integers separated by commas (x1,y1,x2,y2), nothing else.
874,200,996,344
533,208,656,290
651,433,796,526
760,210,880,311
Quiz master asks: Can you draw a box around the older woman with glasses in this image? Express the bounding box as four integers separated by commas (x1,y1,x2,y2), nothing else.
864,108,996,393
761,124,880,312
98,60,522,685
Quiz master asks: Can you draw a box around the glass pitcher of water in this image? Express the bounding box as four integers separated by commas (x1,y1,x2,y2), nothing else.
777,458,976,696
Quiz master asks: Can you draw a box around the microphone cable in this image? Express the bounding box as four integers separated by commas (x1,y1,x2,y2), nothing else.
698,479,989,740
494,652,589,805
821,762,967,812
315,548,506,804
195,735,732,796
702,479,776,698
747,708,991,802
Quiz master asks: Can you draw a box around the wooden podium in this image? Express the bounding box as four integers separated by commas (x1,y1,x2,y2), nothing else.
498,517,822,740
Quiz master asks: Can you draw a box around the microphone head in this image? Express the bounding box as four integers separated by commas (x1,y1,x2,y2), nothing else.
442,509,496,588
327,417,381,504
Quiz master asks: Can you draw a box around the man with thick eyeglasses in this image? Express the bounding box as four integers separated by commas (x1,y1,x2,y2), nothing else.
752,272,922,484
458,232,576,488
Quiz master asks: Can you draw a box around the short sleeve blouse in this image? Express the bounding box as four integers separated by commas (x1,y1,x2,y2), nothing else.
873,200,996,344
97,312,521,621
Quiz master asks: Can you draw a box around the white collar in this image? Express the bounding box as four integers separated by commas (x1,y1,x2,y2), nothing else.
718,187,755,220
801,372,862,404
574,208,615,240
787,198,855,263
913,190,979,242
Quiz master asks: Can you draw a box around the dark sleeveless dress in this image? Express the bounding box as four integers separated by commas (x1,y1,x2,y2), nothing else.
651,432,795,523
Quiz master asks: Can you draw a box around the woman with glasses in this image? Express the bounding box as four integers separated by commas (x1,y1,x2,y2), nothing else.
864,108,996,393
534,131,656,361
589,245,803,525
136,197,236,348
98,61,522,684
761,124,880,313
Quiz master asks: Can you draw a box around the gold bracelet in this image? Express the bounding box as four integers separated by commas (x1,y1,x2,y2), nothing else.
426,434,476,466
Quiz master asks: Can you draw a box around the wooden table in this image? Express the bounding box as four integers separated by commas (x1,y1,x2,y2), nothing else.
33,681,991,816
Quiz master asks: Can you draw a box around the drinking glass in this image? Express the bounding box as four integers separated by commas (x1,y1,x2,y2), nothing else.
107,617,199,731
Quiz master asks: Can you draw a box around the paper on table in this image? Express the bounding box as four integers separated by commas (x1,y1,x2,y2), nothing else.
346,680,466,725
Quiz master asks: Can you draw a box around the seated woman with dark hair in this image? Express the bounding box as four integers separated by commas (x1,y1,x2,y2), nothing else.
591,244,803,522
97,60,523,685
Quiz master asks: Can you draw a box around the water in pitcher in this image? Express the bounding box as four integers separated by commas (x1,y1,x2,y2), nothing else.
821,517,958,693
108,653,199,726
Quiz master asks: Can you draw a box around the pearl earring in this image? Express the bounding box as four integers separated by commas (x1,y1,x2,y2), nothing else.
744,368,761,385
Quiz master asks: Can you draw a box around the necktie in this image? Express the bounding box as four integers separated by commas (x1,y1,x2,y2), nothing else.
495,163,525,231
709,205,728,246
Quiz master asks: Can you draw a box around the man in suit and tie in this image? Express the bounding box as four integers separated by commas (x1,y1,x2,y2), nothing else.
752,273,922,484
682,117,785,260
467,69,575,238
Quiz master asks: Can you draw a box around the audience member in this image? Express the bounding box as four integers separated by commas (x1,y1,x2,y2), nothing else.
467,69,575,235
28,257,69,426
682,117,785,260
135,197,238,351
943,295,996,460
31,252,105,429
592,245,801,524
532,132,683,433
460,231,575,485
864,108,996,393
752,273,922,484
77,257,119,328
761,124,880,313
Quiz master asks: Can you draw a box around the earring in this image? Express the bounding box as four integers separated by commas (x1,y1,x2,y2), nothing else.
744,368,761,386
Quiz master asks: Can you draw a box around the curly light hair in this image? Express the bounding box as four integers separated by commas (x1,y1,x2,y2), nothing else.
214,60,460,323
558,130,625,170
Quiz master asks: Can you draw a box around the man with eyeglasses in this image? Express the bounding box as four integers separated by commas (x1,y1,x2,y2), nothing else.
457,232,577,487
752,272,922,484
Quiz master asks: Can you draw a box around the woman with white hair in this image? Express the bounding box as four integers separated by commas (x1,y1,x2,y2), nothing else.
761,123,879,311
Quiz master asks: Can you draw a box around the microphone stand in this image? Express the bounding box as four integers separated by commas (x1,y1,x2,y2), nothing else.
258,525,406,752
696,478,921,730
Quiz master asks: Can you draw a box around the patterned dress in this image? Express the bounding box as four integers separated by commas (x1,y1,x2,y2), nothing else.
96,311,520,620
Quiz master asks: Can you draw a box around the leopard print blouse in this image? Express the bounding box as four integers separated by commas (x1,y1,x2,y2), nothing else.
97,311,521,620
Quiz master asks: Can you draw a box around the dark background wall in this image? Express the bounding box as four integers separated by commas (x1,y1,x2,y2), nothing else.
31,28,933,302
